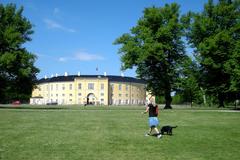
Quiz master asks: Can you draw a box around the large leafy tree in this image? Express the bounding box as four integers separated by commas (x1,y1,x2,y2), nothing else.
0,4,39,103
177,57,203,106
114,4,186,109
183,0,240,107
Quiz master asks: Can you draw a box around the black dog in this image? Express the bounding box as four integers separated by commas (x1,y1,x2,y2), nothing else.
161,126,177,135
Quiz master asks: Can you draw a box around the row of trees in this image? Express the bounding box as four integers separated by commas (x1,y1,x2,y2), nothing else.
114,0,240,108
0,4,39,103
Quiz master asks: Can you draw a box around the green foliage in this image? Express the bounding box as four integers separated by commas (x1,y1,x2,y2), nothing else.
183,0,240,107
176,57,206,105
0,4,39,103
155,95,165,104
114,4,186,109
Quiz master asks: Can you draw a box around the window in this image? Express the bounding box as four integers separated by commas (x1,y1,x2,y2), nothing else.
126,85,128,91
69,99,72,102
69,94,72,96
101,83,104,90
101,93,104,96
88,83,94,90
56,84,58,90
101,99,104,102
119,84,122,90
69,84,73,90
126,94,128,97
119,94,122,97
62,94,65,96
56,94,58,97
51,84,53,90
78,83,82,90
62,84,65,90
78,93,82,96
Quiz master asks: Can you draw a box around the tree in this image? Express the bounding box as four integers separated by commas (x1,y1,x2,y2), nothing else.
183,0,240,107
114,4,186,109
0,4,39,103
177,57,203,106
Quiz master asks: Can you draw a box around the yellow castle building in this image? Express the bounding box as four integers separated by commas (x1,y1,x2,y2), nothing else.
30,74,147,105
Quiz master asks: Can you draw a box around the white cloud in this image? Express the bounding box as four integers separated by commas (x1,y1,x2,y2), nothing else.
59,57,68,62
43,18,76,33
53,8,60,15
75,52,104,61
58,52,104,62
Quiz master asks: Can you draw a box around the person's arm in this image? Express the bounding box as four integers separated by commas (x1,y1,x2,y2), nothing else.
142,106,149,114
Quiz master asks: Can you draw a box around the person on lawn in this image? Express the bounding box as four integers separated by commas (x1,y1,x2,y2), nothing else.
142,97,162,138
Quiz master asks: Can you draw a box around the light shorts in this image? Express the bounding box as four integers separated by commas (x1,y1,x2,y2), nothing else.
148,117,159,127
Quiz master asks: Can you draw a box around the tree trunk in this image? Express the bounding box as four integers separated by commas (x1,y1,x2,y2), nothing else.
218,93,225,108
190,89,192,108
164,90,172,109
200,87,206,105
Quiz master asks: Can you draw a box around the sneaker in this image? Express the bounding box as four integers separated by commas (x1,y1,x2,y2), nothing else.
157,134,162,139
145,133,150,137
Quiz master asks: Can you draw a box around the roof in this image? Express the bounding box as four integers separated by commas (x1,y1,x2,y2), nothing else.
37,75,146,84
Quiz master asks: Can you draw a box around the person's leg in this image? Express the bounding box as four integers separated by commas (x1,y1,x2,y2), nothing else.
145,127,153,136
147,126,159,136
154,127,162,138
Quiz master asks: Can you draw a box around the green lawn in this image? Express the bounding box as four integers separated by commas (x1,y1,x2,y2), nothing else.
0,106,239,160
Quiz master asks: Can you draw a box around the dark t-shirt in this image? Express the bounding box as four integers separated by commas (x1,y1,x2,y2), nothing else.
148,103,158,117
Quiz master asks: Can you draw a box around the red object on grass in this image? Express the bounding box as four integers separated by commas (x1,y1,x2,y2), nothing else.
12,100,21,105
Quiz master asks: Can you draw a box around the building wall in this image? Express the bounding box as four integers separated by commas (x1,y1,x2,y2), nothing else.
31,77,146,105
109,82,146,105
74,77,109,105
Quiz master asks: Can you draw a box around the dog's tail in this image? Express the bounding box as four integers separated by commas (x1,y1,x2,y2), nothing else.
172,126,177,128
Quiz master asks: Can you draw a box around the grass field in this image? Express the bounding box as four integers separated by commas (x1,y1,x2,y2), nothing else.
0,105,239,160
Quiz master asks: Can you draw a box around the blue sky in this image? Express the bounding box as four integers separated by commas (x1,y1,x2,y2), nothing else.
2,0,208,79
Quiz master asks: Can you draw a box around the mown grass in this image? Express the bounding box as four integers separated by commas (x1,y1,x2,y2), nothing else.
0,105,239,160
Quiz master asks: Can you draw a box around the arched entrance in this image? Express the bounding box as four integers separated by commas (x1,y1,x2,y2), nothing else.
87,93,96,105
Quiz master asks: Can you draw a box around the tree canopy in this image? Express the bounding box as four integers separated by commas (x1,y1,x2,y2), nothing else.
182,0,240,107
114,3,186,109
0,4,39,103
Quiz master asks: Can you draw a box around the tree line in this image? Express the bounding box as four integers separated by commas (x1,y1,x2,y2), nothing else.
114,0,240,108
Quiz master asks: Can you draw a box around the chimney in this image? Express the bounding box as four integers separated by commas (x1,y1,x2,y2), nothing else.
64,72,68,76
44,75,47,79
78,71,81,76
104,72,107,76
